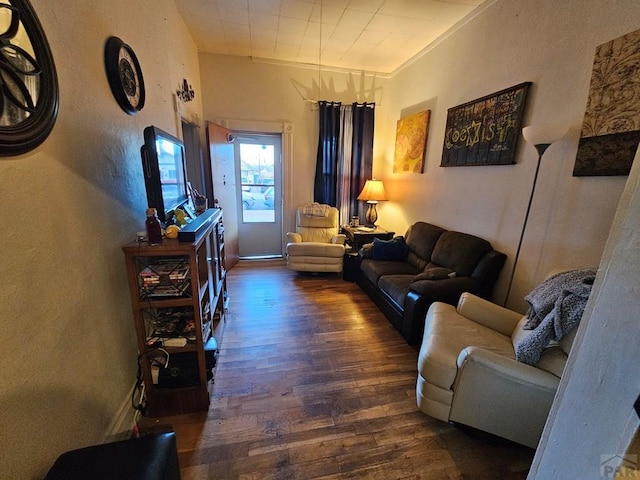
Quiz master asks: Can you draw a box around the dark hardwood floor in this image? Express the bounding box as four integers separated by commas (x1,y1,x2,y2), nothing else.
154,259,534,479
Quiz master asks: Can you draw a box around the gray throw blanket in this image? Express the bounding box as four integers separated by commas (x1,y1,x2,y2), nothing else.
515,269,596,365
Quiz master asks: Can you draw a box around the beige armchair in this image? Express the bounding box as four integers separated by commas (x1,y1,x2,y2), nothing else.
285,204,346,273
416,291,579,448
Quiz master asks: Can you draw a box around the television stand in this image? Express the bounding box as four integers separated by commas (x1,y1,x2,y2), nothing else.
122,208,227,417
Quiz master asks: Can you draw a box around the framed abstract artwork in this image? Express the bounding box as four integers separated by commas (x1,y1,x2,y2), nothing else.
393,110,430,173
441,82,531,167
573,28,640,176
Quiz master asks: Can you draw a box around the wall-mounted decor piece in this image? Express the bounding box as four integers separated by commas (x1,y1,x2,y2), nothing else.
393,110,430,173
573,28,640,176
104,36,145,115
176,78,195,102
441,82,531,167
0,0,59,156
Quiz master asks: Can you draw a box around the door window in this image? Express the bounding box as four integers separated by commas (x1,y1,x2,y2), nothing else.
234,134,282,258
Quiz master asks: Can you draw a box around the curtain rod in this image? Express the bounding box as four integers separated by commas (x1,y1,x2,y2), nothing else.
304,99,377,107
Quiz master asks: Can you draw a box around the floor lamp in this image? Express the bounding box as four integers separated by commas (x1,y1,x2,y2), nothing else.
503,123,568,307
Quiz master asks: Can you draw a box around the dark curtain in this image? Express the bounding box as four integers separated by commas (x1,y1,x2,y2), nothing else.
349,102,375,220
313,101,341,205
313,101,375,221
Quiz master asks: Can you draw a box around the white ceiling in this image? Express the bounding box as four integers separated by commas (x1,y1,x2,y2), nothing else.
174,0,488,75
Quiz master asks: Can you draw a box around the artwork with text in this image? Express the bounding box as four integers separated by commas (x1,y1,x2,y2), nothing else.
441,82,531,167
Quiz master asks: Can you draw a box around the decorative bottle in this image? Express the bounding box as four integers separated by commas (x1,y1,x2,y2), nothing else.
145,208,163,244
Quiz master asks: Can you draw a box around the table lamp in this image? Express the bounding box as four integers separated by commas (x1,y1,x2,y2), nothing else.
357,179,388,227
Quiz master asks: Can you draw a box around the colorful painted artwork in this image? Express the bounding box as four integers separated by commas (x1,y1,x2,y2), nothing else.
574,28,640,176
440,82,530,167
393,110,430,173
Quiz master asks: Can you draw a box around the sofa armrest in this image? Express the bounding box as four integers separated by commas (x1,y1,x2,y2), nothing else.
471,249,507,298
456,346,560,390
402,278,478,345
451,346,560,448
332,233,346,245
457,292,522,337
286,232,302,243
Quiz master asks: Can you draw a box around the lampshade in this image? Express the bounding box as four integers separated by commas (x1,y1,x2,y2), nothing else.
522,123,569,147
357,179,388,202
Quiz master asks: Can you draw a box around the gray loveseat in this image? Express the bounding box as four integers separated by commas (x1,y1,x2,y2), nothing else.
357,221,506,344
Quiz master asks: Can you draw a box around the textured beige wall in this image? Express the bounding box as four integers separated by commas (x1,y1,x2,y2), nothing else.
0,1,203,478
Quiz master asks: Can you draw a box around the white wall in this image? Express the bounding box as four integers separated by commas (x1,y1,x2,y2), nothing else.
0,1,204,478
197,54,389,237
381,0,639,311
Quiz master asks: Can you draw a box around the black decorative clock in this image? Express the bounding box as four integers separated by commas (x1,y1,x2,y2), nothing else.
104,36,145,115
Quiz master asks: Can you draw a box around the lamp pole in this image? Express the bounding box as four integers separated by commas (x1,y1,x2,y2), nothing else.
503,143,550,307
504,123,568,308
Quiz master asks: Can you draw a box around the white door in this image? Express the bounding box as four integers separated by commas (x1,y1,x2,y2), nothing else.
234,134,282,258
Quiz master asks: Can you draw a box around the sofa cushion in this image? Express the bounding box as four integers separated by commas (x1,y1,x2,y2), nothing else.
430,231,492,276
372,236,409,260
377,274,415,308
413,267,456,281
409,276,479,304
360,258,419,284
404,222,446,271
286,242,345,258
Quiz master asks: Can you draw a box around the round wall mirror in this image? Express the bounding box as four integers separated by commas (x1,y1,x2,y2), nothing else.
0,0,58,156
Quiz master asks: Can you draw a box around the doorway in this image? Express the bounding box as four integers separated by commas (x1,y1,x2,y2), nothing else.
233,133,282,258
181,121,206,197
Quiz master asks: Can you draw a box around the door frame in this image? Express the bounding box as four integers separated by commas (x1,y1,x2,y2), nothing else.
213,118,293,253
233,132,283,258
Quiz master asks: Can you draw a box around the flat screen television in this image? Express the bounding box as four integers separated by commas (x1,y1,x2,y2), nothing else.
141,125,189,224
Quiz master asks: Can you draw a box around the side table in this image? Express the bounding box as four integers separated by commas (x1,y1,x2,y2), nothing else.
340,225,395,251
343,252,359,282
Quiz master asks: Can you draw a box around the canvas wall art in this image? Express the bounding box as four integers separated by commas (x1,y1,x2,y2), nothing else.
440,82,531,167
393,110,430,173
574,28,640,176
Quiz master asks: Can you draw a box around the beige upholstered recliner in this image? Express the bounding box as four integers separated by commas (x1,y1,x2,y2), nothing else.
416,290,580,448
285,204,346,273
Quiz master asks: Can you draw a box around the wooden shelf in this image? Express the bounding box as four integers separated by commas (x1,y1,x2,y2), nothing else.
122,208,227,417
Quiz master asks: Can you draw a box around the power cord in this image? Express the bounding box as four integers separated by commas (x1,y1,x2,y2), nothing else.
131,348,170,416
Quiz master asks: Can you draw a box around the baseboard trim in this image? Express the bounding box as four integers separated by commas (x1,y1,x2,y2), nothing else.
105,387,137,442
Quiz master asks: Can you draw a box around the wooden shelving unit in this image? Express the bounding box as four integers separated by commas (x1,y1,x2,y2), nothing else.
122,208,227,417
